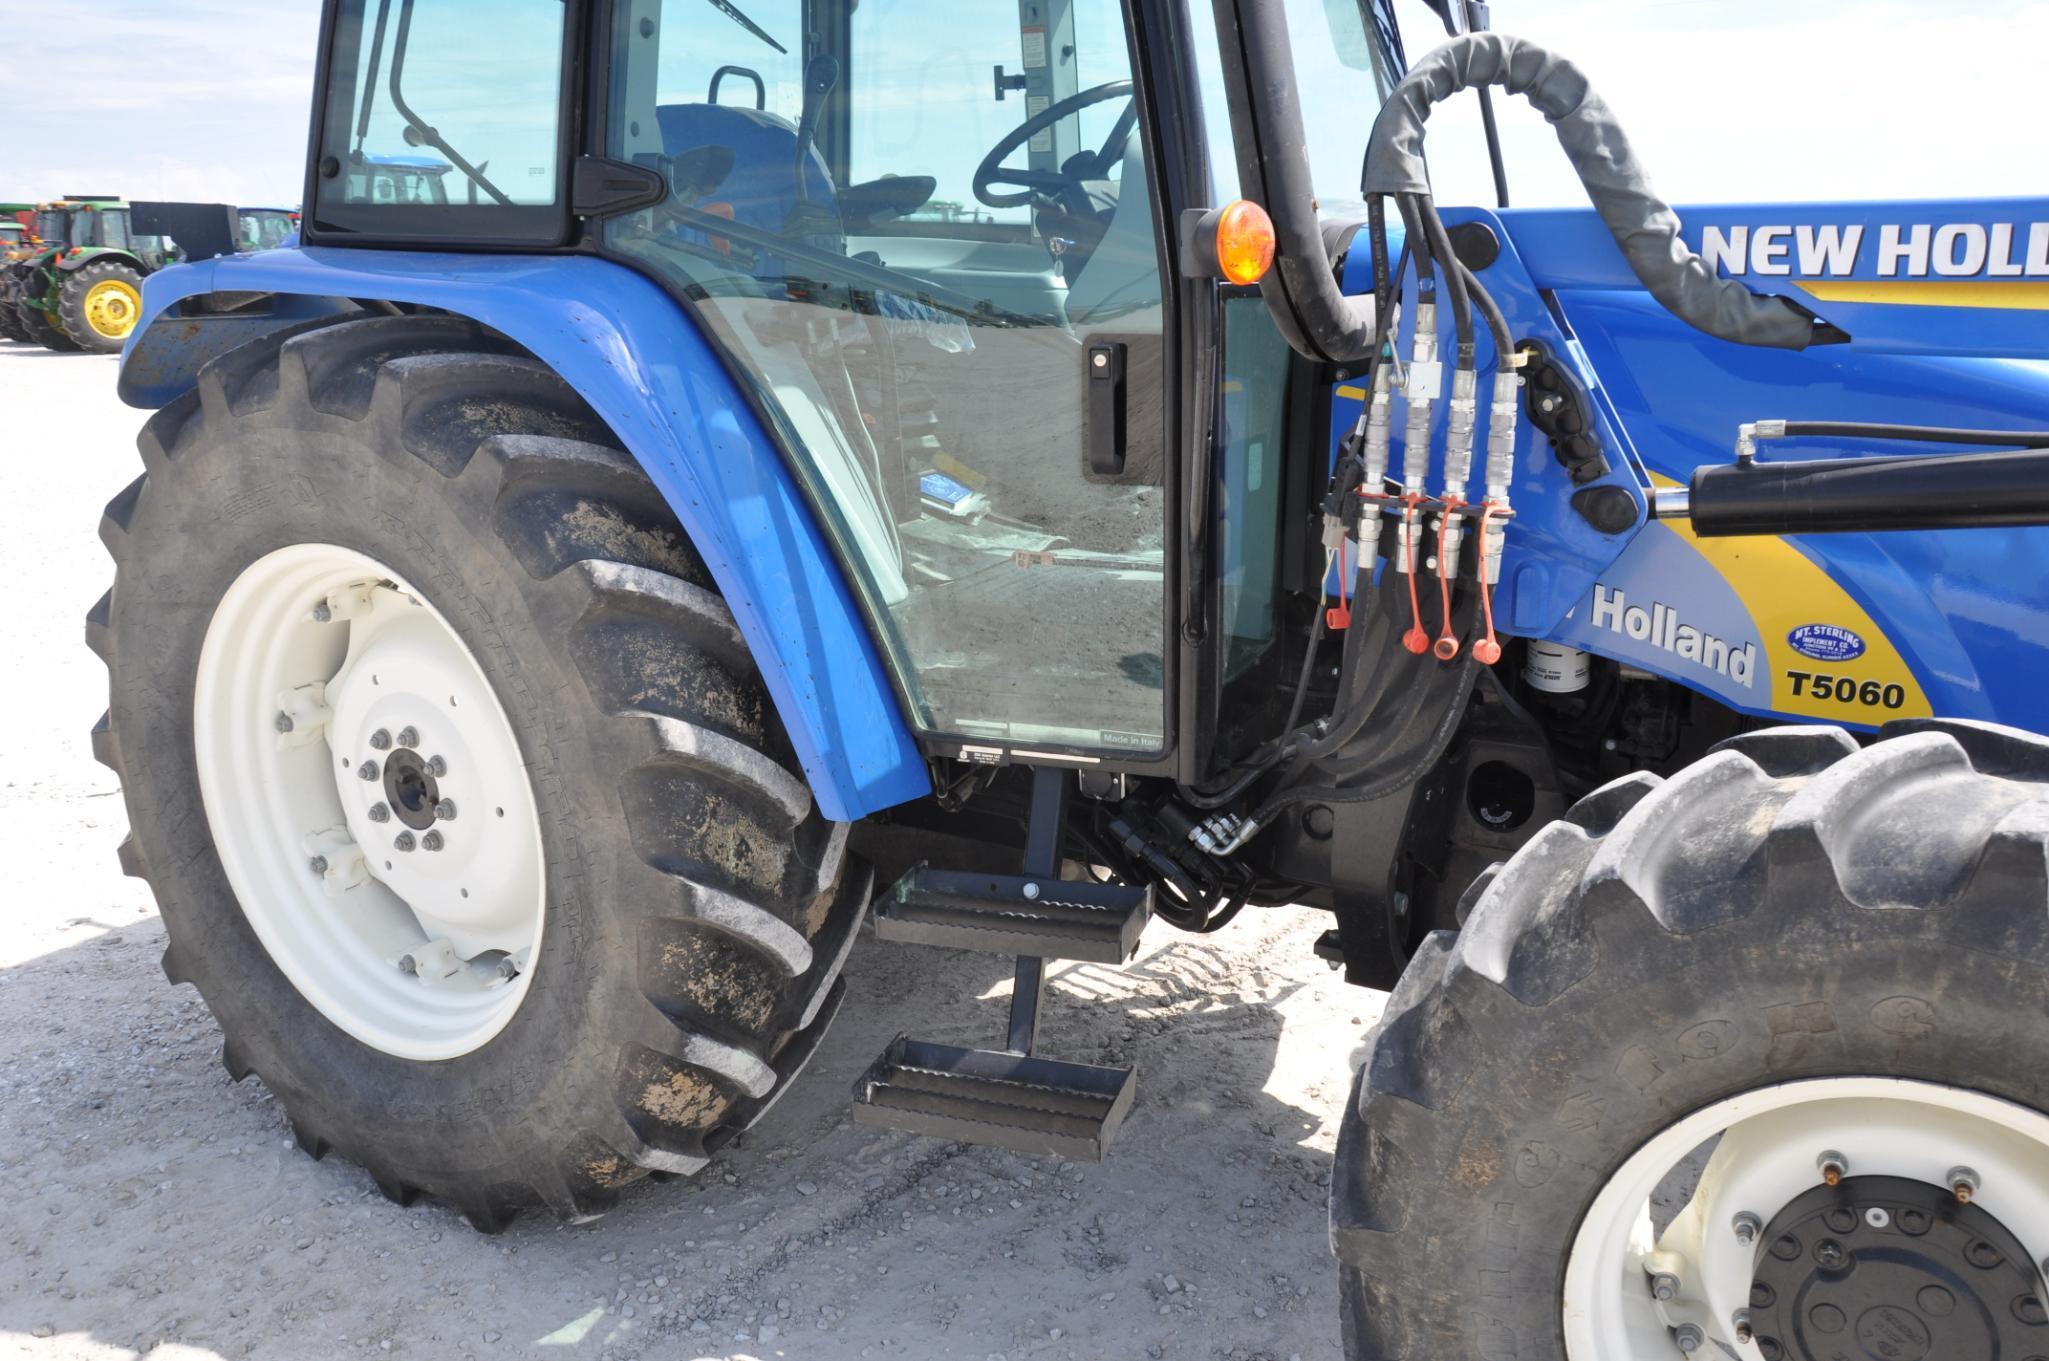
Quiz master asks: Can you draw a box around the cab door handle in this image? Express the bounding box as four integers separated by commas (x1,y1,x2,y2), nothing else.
1086,341,1128,476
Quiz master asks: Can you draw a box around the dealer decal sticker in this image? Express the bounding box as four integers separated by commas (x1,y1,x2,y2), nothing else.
1786,624,1867,663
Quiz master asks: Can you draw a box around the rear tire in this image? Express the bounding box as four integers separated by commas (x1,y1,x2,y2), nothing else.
59,260,146,353
0,272,28,343
1333,722,2049,1359
91,314,866,1229
23,295,79,351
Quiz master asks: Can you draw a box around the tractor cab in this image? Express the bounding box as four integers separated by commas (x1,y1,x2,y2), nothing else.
36,200,176,267
309,0,1203,760
345,154,454,206
236,207,300,253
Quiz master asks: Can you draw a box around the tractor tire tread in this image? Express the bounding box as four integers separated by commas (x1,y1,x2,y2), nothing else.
1334,720,2049,1359
92,315,865,1230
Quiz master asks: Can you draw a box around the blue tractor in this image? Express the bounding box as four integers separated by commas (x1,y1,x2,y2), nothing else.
94,0,2049,1355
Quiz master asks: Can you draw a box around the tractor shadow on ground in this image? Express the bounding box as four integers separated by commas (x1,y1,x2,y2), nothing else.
0,902,1357,1358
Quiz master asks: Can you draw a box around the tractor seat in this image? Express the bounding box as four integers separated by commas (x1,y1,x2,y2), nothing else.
655,102,845,254
1060,129,1161,331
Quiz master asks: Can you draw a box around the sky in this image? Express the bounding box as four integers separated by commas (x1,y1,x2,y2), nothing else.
1,0,2043,213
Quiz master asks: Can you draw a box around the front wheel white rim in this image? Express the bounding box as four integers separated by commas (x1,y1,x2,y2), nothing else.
1563,1077,2049,1361
193,543,546,1060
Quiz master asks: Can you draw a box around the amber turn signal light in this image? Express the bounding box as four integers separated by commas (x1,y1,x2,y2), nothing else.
1213,200,1276,284
1179,200,1276,285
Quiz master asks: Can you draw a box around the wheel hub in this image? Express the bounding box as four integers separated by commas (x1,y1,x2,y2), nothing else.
380,747,443,831
193,543,547,1059
1747,1175,2046,1361
84,278,139,338
1563,1081,2049,1361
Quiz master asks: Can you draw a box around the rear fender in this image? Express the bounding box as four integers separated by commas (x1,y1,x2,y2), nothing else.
121,248,930,821
55,248,144,274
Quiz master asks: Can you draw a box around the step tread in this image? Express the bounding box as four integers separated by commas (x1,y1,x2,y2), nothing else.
874,865,1150,964
850,1035,1136,1161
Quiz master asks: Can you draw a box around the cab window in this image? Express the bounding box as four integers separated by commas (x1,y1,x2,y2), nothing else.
311,0,568,242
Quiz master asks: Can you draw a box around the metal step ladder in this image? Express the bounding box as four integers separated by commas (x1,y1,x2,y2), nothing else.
851,767,1149,1161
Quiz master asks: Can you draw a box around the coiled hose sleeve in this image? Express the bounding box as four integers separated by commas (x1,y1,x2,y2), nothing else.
1362,33,1824,350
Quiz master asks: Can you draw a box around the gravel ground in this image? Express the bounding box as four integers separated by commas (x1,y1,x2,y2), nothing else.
0,341,1384,1361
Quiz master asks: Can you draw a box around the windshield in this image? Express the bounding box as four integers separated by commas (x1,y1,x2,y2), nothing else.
35,211,65,242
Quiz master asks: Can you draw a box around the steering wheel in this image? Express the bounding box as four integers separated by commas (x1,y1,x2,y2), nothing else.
973,80,1137,211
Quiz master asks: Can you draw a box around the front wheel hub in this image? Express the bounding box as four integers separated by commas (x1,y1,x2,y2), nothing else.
1562,1079,2049,1361
193,543,546,1059
1748,1175,2045,1361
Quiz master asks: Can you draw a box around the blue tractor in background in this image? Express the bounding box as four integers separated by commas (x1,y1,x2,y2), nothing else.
93,0,2049,1356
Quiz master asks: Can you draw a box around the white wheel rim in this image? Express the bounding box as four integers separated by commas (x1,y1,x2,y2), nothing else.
193,543,546,1060
1564,1077,2049,1360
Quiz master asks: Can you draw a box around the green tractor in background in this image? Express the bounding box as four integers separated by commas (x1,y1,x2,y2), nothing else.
6,198,178,353
1,200,296,354
0,204,46,344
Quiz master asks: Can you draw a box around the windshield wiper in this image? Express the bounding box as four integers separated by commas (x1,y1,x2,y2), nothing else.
703,0,787,54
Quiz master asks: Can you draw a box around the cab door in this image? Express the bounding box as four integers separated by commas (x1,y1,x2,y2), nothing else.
603,0,1182,762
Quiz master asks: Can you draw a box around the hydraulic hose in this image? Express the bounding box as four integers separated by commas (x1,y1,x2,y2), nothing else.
1456,258,1513,360
1766,422,2049,449
1415,196,1474,359
1363,33,1825,350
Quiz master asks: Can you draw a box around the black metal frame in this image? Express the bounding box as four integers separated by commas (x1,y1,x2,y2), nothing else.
301,0,590,247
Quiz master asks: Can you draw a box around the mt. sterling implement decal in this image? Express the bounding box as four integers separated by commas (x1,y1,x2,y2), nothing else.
1788,624,1866,663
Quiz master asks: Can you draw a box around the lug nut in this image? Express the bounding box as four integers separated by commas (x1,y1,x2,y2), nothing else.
1733,1309,1754,1345
394,831,417,852
308,855,329,876
1817,1150,1848,1186
396,726,420,749
1673,1323,1704,1354
369,728,392,751
1733,1211,1763,1244
1815,1239,1847,1269
275,711,295,734
434,799,456,822
1651,1273,1680,1302
1948,1166,1980,1203
422,831,444,852
310,601,333,623
427,754,448,777
357,760,380,782
367,802,391,824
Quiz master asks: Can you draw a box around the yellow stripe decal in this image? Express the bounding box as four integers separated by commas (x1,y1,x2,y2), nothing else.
1798,279,2049,311
1648,474,1931,721
1334,384,1367,400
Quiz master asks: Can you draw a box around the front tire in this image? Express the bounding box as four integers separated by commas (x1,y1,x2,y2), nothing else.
91,315,866,1229
1333,722,2049,1360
